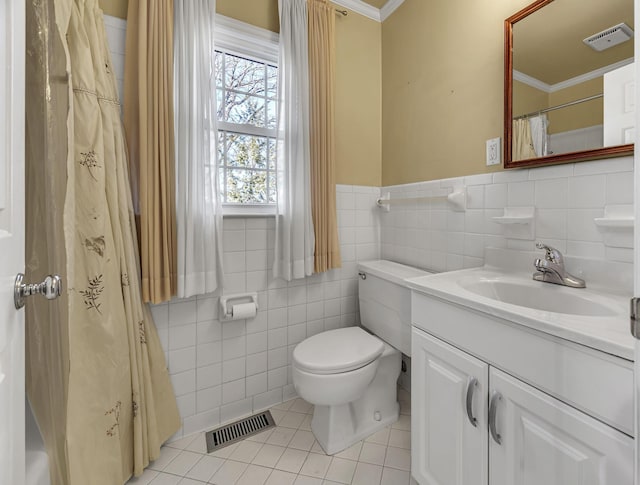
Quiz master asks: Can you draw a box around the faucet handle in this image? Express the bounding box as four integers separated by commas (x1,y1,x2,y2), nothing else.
536,242,563,264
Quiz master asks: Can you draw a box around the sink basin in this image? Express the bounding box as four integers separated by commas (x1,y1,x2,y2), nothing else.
405,247,633,359
457,278,617,316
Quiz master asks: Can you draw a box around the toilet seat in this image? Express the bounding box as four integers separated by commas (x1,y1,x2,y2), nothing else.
293,327,384,375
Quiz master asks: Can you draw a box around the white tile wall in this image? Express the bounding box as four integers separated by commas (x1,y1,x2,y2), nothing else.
152,186,381,440
103,15,126,104
380,157,634,272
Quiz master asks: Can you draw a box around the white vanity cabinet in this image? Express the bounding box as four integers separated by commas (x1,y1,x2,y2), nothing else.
489,367,632,485
411,293,634,485
411,328,488,485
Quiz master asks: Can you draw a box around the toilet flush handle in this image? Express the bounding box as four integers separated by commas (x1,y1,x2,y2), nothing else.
358,272,367,280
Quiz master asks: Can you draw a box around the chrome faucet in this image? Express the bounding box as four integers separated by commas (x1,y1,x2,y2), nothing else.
533,242,586,288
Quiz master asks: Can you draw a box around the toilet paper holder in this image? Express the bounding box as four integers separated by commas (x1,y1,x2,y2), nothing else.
219,292,259,321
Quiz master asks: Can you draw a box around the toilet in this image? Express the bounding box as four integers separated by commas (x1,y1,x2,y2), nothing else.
292,260,430,455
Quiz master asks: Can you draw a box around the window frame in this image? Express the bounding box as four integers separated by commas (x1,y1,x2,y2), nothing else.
215,15,280,216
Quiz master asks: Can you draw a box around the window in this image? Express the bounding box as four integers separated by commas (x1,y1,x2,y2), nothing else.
216,51,278,206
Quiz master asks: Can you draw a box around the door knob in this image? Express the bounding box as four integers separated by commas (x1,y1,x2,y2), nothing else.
14,273,62,310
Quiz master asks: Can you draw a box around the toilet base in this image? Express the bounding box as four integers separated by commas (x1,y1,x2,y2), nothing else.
310,346,401,455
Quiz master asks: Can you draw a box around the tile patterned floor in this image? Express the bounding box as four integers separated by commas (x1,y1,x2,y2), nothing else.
127,389,415,485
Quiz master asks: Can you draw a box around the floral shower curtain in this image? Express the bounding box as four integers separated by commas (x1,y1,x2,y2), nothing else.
26,0,180,483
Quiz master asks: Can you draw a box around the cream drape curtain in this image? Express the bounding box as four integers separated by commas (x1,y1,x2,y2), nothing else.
308,0,341,273
124,0,177,303
26,1,180,483
274,0,316,281
512,118,537,161
25,1,70,483
174,0,225,298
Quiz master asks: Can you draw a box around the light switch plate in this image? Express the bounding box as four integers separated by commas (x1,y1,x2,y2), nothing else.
486,137,501,166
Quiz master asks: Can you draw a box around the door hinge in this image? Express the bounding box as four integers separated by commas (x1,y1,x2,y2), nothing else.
631,298,640,339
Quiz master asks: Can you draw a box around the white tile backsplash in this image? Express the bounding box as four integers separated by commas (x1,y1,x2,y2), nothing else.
568,175,606,208
380,159,633,284
605,171,634,205
534,178,568,208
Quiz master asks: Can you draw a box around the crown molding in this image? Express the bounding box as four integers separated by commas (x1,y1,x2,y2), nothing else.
331,0,381,22
550,58,633,92
380,0,405,22
514,58,634,93
513,70,551,92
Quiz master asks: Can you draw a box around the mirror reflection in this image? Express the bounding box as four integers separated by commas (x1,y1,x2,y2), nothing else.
509,0,634,164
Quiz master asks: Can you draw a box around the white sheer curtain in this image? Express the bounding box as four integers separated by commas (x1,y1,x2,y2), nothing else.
274,0,315,281
174,0,224,297
529,114,549,157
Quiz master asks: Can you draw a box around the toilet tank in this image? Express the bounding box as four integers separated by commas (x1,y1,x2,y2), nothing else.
357,260,431,356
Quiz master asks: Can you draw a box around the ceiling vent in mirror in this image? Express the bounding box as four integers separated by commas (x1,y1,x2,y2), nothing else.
583,23,634,52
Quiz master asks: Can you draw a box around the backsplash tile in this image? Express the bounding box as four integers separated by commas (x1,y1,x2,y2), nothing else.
380,159,633,274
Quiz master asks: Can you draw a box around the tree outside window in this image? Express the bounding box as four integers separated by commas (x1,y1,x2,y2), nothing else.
215,51,278,205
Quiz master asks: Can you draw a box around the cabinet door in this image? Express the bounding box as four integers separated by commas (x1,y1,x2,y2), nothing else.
489,367,633,485
411,328,489,485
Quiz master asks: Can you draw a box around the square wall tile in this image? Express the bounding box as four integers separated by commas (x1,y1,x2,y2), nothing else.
567,209,604,242
568,175,605,208
484,183,507,209
507,181,535,207
197,364,222,391
196,386,222,413
222,378,246,404
223,357,246,383
535,209,567,240
246,351,268,377
606,172,634,204
169,301,197,327
534,178,567,209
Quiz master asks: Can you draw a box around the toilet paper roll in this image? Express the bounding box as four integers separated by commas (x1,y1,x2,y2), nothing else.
231,302,257,320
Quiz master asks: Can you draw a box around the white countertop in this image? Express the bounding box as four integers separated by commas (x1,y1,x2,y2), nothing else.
407,265,634,361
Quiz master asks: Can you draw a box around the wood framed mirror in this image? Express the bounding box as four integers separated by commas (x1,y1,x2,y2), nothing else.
504,0,634,169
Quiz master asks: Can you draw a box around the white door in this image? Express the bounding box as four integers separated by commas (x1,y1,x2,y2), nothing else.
634,1,640,484
603,62,636,146
0,1,26,485
489,368,634,485
411,327,489,485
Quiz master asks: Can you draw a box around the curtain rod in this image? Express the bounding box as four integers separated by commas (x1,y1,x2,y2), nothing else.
514,93,603,120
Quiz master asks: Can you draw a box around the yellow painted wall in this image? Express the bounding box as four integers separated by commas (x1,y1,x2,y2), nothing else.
513,81,547,118
513,78,603,136
381,0,532,185
99,0,382,187
217,0,280,33
100,0,128,19
547,78,602,134
334,9,382,186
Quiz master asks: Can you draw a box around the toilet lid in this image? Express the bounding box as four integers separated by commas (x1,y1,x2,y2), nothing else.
293,327,384,375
